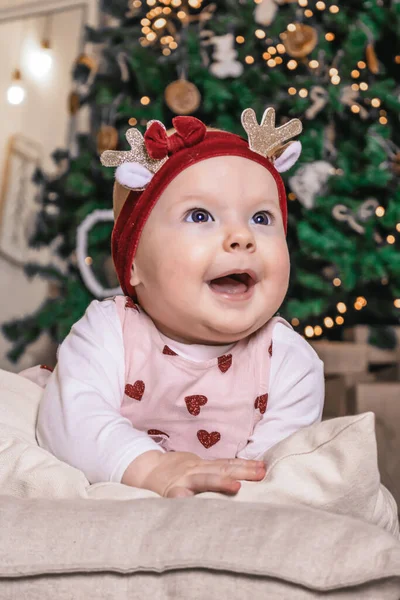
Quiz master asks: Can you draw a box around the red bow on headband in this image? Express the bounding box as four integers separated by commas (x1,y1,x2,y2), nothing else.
144,116,207,160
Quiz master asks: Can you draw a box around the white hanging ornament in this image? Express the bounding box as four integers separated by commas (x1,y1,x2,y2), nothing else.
254,0,295,26
332,198,379,235
305,86,329,120
289,161,336,209
254,0,278,26
340,85,369,120
207,33,244,79
76,209,122,298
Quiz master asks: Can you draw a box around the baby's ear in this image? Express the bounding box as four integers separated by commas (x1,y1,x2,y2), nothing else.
130,262,141,287
274,141,302,173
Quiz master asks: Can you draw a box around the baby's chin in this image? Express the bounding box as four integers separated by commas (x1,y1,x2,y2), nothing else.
193,314,269,345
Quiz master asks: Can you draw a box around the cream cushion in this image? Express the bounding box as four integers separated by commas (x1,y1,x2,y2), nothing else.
0,367,398,537
1,495,400,599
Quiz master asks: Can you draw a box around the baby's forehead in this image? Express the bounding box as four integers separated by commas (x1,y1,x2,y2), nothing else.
164,155,279,203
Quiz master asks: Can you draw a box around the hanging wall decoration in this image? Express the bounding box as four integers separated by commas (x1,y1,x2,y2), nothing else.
0,135,43,265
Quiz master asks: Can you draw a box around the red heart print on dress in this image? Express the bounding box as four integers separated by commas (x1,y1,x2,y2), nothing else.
268,341,273,357
185,395,208,416
125,380,145,401
197,430,221,448
148,429,170,437
163,345,178,355
254,393,268,415
218,354,232,373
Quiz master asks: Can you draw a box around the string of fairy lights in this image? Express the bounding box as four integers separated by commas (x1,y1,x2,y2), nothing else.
129,0,205,54
299,200,400,340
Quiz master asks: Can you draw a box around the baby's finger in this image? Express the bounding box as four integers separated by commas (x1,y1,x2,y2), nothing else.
211,458,265,468
223,465,266,481
166,486,194,499
198,461,265,482
185,473,242,495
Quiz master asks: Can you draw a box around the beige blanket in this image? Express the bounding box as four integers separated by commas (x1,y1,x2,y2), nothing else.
0,367,398,538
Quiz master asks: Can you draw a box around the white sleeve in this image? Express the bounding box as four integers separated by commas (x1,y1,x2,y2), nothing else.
36,298,166,484
237,322,325,460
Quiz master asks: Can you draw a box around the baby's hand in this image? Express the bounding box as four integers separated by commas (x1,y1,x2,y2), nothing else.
140,451,266,498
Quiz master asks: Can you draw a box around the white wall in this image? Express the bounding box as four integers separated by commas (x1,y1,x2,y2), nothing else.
0,0,98,372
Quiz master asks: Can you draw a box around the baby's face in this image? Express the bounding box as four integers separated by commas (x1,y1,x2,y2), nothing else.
130,155,290,345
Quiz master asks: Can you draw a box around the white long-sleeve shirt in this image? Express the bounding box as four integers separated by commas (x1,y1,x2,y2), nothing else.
36,299,325,484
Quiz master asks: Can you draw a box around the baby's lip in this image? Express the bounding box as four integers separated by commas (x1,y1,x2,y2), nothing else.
206,269,259,286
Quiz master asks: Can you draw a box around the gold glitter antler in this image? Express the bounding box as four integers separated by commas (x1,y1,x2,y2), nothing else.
241,107,303,159
100,122,168,174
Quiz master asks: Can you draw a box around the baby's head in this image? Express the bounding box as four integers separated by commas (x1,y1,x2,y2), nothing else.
102,109,302,345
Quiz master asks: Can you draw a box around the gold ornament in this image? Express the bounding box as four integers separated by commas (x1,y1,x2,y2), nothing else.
281,23,318,58
366,43,379,74
241,107,302,160
164,79,201,115
68,91,81,115
75,53,98,72
97,125,119,155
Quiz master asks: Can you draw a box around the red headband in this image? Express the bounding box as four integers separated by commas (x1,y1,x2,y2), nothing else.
105,107,303,300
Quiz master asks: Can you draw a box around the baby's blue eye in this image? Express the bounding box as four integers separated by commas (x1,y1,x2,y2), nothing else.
184,209,213,223
253,211,272,225
183,208,273,225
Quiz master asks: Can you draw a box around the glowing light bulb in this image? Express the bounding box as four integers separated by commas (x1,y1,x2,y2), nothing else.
29,42,53,77
7,69,25,105
154,17,167,28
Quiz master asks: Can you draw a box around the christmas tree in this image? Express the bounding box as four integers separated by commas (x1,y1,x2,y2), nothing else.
3,0,400,363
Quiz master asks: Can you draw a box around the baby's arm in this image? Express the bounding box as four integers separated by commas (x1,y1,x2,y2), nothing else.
36,299,166,484
237,322,324,460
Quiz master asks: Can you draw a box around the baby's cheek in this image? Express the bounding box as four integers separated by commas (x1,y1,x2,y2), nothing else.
269,244,290,295
271,241,290,273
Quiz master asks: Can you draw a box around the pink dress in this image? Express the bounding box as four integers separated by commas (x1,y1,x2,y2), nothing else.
114,296,290,459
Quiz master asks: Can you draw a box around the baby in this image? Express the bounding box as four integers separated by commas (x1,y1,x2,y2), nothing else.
35,108,324,499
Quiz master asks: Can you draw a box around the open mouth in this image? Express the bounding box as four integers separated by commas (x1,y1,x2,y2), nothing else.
207,272,256,295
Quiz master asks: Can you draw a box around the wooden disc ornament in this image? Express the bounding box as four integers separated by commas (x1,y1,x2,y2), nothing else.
164,79,201,115
282,23,318,58
97,125,119,154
